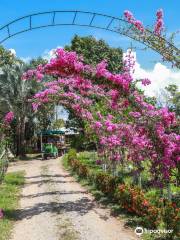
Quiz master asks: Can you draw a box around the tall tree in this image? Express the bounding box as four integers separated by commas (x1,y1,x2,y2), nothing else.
0,44,61,156
0,56,53,156
0,63,37,156
0,46,16,67
65,35,123,73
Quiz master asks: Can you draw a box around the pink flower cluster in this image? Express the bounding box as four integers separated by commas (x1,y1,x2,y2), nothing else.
94,121,103,129
154,9,164,36
4,111,14,124
124,10,144,32
105,119,117,132
123,49,136,74
124,9,164,36
0,209,3,219
141,78,151,86
129,112,141,118
96,61,132,92
22,68,43,82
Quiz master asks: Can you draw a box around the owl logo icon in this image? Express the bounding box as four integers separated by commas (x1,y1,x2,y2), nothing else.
135,227,144,236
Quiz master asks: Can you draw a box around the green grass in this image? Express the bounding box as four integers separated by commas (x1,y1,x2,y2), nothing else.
0,171,25,240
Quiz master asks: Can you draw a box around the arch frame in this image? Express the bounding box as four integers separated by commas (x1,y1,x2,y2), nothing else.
0,10,179,67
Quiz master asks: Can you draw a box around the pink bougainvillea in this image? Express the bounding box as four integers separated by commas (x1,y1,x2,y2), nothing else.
22,47,180,187
4,111,14,124
124,9,164,36
0,209,3,219
141,78,151,86
124,10,144,32
154,9,164,35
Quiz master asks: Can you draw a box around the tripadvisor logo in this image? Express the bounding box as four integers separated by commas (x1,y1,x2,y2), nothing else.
134,227,144,236
134,227,173,236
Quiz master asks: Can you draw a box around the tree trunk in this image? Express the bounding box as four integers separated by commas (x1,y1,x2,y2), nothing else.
16,118,26,157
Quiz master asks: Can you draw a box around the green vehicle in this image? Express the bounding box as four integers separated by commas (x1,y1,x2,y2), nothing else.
42,143,58,159
39,129,72,159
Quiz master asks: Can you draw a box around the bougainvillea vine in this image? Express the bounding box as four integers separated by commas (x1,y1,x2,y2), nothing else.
22,48,180,187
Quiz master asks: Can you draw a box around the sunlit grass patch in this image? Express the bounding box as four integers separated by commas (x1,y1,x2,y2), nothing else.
0,171,25,240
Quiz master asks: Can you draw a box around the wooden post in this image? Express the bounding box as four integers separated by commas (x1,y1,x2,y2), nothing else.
167,182,172,201
40,132,43,159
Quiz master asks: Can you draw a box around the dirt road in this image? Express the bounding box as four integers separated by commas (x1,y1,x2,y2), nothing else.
8,157,137,240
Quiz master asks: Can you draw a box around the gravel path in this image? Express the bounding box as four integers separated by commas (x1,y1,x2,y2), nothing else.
8,157,137,240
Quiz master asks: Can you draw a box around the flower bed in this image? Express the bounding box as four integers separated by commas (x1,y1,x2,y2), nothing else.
67,150,120,196
95,172,120,195
65,150,180,238
162,201,180,238
115,184,160,228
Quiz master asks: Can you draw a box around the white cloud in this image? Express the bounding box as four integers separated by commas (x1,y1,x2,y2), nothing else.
20,57,31,63
134,62,180,97
19,46,63,63
9,48,16,56
124,49,180,97
42,46,63,61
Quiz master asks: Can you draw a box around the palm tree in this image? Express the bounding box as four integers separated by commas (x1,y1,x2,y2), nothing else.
0,57,57,157
0,61,38,156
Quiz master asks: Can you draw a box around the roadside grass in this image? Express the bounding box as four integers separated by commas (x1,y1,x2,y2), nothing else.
0,171,25,240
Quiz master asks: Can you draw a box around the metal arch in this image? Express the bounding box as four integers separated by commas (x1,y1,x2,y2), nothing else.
0,10,179,68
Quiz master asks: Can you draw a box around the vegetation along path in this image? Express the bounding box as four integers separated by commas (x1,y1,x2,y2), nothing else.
8,157,137,240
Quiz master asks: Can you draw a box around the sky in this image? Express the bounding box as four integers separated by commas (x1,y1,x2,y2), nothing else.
0,0,180,97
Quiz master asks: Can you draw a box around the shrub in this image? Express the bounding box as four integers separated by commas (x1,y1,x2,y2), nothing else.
78,164,89,178
88,170,97,183
65,151,180,237
67,148,77,164
25,146,34,154
95,172,119,195
162,201,180,239
115,184,160,228
70,159,80,172
69,157,89,178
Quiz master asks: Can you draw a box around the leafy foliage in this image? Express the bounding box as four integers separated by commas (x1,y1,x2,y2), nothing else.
0,46,16,67
65,35,123,73
165,84,180,116
0,56,55,156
